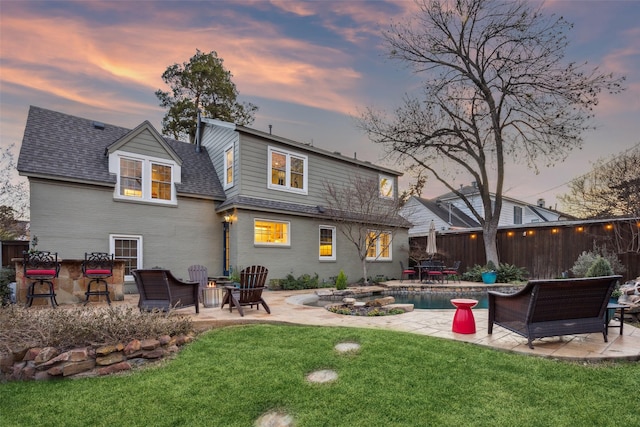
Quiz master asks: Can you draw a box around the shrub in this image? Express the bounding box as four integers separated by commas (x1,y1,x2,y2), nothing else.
461,263,528,283
496,263,528,283
585,256,613,277
0,305,193,356
335,270,348,290
571,251,598,277
277,273,322,290
571,244,625,277
0,267,15,306
461,265,484,282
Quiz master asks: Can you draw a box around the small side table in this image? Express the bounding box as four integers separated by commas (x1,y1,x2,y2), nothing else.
451,298,478,334
605,303,627,337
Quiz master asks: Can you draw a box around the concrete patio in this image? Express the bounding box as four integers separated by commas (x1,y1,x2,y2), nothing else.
153,281,640,362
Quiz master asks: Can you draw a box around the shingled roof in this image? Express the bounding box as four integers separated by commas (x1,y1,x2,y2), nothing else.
17,106,225,200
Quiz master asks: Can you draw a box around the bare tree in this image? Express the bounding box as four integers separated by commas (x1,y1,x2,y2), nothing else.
559,145,640,219
323,175,407,284
1,143,28,220
359,0,624,266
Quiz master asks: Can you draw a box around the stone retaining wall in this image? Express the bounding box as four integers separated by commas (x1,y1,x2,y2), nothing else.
1,333,194,382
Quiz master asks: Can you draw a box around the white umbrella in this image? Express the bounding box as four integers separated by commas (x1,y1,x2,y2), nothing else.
426,220,437,256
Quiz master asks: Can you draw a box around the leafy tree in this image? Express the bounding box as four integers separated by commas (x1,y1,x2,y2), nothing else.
559,146,640,219
0,206,27,240
323,175,406,284
358,0,624,266
0,143,28,222
155,49,258,143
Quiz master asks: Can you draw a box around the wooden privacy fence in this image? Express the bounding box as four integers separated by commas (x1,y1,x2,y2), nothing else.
409,218,640,281
1,240,29,268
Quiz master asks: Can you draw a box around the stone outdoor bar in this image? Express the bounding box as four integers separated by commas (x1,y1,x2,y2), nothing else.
13,258,125,305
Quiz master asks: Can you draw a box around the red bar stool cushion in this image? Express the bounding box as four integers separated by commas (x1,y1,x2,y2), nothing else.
26,269,57,276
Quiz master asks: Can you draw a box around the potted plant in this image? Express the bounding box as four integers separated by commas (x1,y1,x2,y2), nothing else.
481,261,497,285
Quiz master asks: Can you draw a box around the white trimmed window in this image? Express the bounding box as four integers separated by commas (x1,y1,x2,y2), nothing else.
514,206,523,224
254,219,290,246
268,147,307,194
224,144,234,189
110,234,143,281
319,226,336,261
379,175,394,199
113,152,178,205
366,230,392,261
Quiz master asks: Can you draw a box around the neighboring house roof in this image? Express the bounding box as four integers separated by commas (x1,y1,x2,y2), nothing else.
413,197,480,228
17,106,225,200
435,184,572,221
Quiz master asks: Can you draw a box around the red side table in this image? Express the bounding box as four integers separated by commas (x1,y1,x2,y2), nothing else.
451,298,478,334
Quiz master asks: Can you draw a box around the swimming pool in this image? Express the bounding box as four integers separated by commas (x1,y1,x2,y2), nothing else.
305,291,489,310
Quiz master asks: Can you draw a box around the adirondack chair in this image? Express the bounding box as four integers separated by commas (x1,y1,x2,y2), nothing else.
188,264,208,304
220,265,270,316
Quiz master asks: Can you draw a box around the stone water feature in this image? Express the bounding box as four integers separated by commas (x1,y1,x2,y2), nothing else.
617,278,640,321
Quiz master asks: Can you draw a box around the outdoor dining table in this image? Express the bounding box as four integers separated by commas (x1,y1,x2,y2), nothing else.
418,261,445,283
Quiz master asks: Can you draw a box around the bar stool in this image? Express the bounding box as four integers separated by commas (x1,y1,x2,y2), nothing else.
82,252,114,305
23,250,60,308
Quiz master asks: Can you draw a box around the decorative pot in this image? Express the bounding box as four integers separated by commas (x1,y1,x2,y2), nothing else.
481,271,497,285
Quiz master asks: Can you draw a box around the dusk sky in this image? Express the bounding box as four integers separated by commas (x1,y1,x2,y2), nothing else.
1,0,639,212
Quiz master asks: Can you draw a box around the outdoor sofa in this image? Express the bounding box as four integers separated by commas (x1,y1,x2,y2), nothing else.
488,275,621,349
132,269,199,313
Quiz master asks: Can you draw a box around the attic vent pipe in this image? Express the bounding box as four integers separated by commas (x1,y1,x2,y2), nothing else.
92,121,105,130
269,124,272,135
195,110,202,152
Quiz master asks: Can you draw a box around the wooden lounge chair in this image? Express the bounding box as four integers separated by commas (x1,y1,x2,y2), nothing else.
220,265,270,316
132,269,199,313
188,264,209,303
488,275,621,349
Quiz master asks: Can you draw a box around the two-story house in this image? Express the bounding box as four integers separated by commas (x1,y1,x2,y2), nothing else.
402,182,570,237
17,106,409,285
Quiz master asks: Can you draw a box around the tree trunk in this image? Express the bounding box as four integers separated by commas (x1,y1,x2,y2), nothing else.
483,222,500,267
361,257,369,285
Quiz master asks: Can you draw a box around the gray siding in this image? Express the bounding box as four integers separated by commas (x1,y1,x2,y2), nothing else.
28,179,223,277
238,133,384,207
119,129,174,160
200,124,239,198
228,210,408,283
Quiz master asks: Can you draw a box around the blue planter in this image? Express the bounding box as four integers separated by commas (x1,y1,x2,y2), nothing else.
482,271,497,285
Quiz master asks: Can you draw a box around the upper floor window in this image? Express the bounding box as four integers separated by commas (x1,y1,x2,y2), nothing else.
366,230,392,261
254,219,290,246
268,147,307,194
514,206,523,224
224,145,234,189
379,175,394,199
319,226,336,261
114,153,177,204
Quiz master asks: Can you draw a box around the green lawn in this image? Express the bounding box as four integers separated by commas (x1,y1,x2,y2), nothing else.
1,324,638,426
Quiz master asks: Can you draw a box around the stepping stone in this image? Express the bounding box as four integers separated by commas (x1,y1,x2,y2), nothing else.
306,369,338,383
335,342,361,353
255,411,294,427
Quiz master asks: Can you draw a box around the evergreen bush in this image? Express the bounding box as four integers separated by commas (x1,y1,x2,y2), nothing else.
335,269,348,290
585,256,614,277
0,267,15,306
